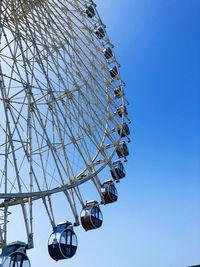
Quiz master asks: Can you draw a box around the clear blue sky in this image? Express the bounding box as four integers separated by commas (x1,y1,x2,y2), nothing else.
9,0,200,266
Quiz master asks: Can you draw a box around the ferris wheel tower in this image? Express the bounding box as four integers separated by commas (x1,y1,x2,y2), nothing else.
0,0,131,265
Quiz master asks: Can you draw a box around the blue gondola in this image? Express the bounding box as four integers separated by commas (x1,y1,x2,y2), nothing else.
103,47,113,59
48,222,77,261
85,5,95,18
114,86,124,98
101,180,118,204
116,142,129,158
109,66,118,78
117,105,128,117
110,160,126,180
81,201,103,231
117,123,130,137
0,241,30,267
94,27,105,39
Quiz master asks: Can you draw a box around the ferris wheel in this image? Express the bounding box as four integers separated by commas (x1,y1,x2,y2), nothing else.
0,0,130,265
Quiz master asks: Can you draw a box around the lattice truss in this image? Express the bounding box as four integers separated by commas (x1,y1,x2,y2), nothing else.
0,0,129,247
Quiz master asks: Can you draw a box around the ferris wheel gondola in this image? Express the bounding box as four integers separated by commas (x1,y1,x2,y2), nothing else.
103,47,113,59
111,160,126,181
48,222,78,261
101,180,118,204
80,201,103,231
0,241,30,267
114,86,124,99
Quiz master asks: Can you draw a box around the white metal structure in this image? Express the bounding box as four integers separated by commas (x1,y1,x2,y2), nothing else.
0,0,130,254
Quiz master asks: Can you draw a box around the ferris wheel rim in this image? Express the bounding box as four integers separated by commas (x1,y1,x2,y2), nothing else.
0,109,125,202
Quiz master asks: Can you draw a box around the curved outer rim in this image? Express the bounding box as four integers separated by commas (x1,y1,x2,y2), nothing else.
0,117,124,200
0,0,126,202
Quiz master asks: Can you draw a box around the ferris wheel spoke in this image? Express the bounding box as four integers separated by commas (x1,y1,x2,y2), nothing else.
31,96,86,185
68,98,107,151
33,110,80,218
31,112,83,225
68,101,111,171
71,91,117,146
5,100,34,194
33,102,90,175
63,111,102,184
31,85,101,178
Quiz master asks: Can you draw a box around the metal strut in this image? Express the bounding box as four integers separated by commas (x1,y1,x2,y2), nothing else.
0,208,11,248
